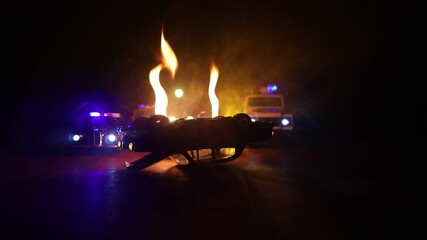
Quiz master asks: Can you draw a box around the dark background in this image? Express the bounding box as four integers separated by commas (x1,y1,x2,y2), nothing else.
1,0,418,154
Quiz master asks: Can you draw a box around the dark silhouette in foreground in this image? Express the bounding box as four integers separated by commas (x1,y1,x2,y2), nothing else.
122,113,273,170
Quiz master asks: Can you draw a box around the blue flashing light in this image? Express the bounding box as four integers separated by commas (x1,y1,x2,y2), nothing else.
89,112,101,117
267,84,278,93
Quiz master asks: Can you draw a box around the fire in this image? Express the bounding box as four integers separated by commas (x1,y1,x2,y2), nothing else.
161,31,178,78
149,64,167,115
149,29,178,116
209,62,219,118
149,28,221,119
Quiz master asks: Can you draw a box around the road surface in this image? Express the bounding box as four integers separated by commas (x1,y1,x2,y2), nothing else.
1,133,421,240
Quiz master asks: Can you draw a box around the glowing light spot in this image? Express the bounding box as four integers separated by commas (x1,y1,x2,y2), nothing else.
107,134,117,142
281,118,290,126
175,89,184,98
267,84,278,92
72,135,80,141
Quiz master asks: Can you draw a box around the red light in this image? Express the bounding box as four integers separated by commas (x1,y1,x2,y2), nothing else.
104,113,121,118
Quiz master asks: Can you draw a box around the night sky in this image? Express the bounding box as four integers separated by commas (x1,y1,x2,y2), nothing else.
2,0,415,152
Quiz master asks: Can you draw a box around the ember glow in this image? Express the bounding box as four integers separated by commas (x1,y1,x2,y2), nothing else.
209,62,219,118
149,29,179,116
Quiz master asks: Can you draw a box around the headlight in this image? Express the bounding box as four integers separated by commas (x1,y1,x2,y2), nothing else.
281,118,290,126
72,134,81,141
106,134,117,142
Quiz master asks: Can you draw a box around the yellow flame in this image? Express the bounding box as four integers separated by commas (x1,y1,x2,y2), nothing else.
209,62,219,118
161,30,178,78
149,29,178,116
149,64,168,116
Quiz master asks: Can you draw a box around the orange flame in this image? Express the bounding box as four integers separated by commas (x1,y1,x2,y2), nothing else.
149,64,167,116
149,29,178,116
161,30,178,77
209,62,219,118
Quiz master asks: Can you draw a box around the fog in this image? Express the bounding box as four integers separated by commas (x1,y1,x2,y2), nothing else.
2,0,411,152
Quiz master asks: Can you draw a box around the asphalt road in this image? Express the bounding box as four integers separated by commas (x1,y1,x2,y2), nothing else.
1,133,422,240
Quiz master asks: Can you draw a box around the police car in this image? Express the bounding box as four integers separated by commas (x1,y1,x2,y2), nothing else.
69,112,125,152
243,84,293,131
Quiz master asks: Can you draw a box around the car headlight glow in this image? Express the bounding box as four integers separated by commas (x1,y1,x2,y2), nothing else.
251,118,256,122
281,118,290,126
72,134,81,141
107,134,117,142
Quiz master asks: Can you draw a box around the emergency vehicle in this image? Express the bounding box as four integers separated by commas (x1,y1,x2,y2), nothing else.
243,84,293,131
